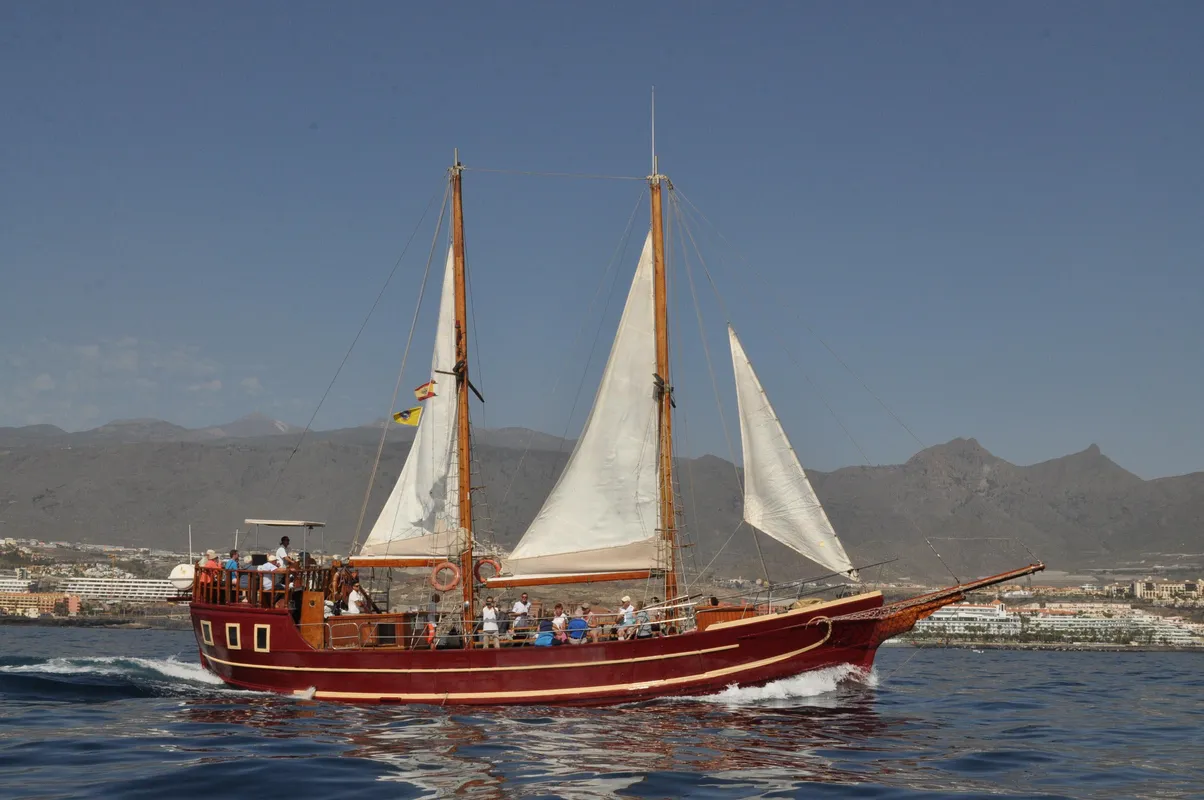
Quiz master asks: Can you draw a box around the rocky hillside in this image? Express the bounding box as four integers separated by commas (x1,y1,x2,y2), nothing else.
1,419,1201,582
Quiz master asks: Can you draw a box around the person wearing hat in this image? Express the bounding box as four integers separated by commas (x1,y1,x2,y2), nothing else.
617,595,636,640
258,553,280,606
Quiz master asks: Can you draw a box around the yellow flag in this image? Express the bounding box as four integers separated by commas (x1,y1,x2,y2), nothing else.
392,407,423,426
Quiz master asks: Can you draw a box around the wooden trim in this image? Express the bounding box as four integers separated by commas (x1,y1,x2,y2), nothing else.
253,623,271,653
225,622,241,650
206,642,739,675
703,592,883,632
347,557,443,569
313,620,834,702
484,570,654,588
200,619,214,646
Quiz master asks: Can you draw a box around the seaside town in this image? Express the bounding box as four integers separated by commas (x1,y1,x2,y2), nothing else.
2,536,1201,647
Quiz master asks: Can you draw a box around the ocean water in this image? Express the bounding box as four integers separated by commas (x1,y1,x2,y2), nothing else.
0,628,1199,799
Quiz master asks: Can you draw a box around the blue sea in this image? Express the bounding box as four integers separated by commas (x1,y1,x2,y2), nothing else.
0,628,1199,799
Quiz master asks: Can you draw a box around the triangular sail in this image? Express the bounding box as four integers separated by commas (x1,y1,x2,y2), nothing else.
728,326,857,578
502,232,661,577
359,246,462,558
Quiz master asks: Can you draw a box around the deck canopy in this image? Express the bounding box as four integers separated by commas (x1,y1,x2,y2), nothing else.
244,519,326,528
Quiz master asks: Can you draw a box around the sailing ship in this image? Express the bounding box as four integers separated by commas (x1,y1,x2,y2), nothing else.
183,150,1043,705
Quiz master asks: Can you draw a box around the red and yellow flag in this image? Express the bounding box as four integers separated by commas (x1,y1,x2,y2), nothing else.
414,380,436,401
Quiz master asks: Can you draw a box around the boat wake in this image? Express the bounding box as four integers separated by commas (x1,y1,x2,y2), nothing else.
692,664,877,706
0,655,237,702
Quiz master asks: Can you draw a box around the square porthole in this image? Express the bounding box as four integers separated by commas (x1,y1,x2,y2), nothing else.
226,623,241,650
200,620,214,646
254,624,271,653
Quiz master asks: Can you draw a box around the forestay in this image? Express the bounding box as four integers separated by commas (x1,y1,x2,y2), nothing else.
728,325,857,578
502,232,662,577
358,246,463,558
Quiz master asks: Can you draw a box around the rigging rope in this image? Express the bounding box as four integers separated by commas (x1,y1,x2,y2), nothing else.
350,182,452,553
269,179,448,505
673,188,929,454
668,191,770,587
498,188,647,506
673,193,875,468
459,166,646,182
672,187,949,582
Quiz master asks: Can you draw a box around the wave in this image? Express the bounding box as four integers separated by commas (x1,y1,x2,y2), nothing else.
0,655,236,702
692,663,877,706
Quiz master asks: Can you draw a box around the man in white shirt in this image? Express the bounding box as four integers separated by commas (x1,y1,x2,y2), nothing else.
275,536,294,568
510,592,531,636
481,596,501,649
346,582,366,615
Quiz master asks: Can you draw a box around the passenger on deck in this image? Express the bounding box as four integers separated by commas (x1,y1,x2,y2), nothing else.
427,593,441,626
551,603,568,645
481,597,501,649
276,536,295,568
346,582,366,614
567,607,588,644
583,603,600,643
634,601,653,639
617,595,635,640
511,593,531,631
258,555,280,607
223,550,240,602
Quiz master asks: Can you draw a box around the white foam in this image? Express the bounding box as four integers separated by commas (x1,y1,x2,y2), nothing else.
695,663,876,705
0,655,223,686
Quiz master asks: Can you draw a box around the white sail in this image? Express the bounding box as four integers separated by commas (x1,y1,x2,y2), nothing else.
358,246,462,558
729,325,857,578
502,232,662,577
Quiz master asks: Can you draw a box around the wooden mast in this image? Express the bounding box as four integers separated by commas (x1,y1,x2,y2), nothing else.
649,155,678,605
451,154,475,647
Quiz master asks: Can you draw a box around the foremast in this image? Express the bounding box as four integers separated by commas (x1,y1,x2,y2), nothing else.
649,161,678,605
451,156,475,646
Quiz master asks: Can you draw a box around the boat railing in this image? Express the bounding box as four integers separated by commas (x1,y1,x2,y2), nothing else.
192,566,329,608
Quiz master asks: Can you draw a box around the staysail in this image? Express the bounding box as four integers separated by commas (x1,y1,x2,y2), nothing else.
501,232,662,577
358,246,463,558
728,325,857,578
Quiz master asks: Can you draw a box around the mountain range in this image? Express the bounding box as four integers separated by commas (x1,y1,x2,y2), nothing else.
1,415,1201,582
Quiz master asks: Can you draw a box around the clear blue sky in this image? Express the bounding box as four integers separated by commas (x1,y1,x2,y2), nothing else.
2,2,1201,479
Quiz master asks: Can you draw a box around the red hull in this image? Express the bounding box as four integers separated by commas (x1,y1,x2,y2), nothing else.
190,592,889,706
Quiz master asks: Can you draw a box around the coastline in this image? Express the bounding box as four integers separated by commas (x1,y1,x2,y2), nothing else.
0,615,191,631
905,640,1203,653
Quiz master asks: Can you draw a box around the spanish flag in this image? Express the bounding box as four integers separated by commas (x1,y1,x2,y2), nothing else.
414,380,436,401
392,407,423,426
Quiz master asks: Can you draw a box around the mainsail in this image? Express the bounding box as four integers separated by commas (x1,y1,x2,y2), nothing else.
358,246,462,558
728,325,857,578
501,232,662,577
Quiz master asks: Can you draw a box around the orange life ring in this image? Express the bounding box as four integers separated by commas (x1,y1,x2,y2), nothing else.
473,558,502,584
429,561,461,592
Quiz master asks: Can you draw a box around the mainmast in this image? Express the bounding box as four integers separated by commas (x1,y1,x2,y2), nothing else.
649,154,678,604
451,154,475,646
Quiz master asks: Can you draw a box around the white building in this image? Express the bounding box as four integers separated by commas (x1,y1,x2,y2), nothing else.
0,576,33,593
62,578,177,603
914,602,1022,636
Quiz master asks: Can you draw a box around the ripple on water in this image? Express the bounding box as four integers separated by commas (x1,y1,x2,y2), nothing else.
0,629,1201,799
